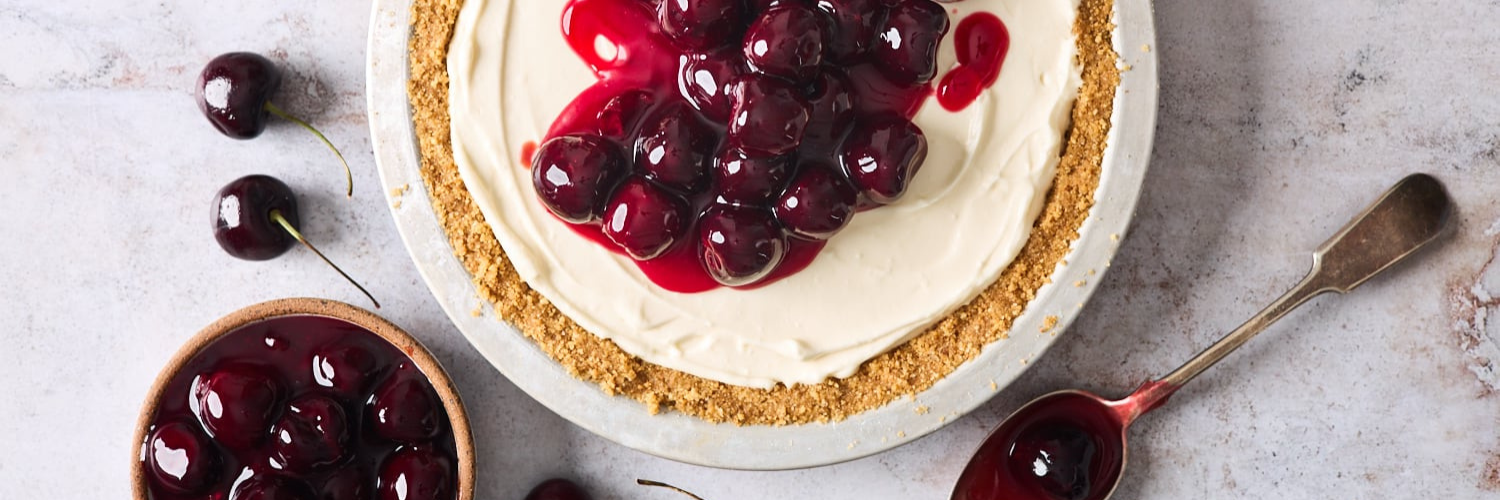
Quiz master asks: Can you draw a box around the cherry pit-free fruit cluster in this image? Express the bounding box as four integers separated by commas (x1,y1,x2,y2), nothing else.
533,0,951,290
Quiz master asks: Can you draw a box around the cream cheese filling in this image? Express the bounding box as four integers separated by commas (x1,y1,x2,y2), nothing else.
448,0,1082,388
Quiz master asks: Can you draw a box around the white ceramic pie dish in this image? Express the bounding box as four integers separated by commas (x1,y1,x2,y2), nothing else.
366,0,1158,470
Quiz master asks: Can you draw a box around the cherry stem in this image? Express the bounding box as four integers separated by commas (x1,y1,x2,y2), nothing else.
269,209,381,309
263,101,354,198
636,479,705,500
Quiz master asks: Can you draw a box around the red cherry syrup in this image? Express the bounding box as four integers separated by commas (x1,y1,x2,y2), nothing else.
937,12,1011,112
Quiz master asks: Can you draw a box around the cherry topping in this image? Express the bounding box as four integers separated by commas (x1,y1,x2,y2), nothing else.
594,90,656,140
532,135,627,223
659,0,745,50
211,175,381,308
1008,421,1101,500
270,395,351,473
728,75,810,155
368,365,445,445
803,72,856,149
196,53,353,196
775,165,858,240
679,50,745,122
634,103,717,192
872,0,950,85
698,205,788,286
230,476,317,500
310,341,381,397
840,116,928,204
377,447,454,500
193,364,282,448
602,177,692,260
526,478,594,500
320,465,376,500
714,147,792,202
817,0,888,62
741,3,826,82
145,420,221,495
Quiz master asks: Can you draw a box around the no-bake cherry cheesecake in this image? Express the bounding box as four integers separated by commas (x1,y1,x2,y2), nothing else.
409,0,1120,423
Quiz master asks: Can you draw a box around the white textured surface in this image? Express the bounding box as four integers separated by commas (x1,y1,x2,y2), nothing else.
2,0,1499,498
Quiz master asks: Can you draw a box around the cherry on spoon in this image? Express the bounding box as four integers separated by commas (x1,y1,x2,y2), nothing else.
197,52,354,197
951,174,1452,500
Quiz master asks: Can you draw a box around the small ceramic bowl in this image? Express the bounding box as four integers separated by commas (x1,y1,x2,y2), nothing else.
129,298,475,500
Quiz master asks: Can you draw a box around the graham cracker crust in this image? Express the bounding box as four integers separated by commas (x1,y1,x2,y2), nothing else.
406,0,1120,425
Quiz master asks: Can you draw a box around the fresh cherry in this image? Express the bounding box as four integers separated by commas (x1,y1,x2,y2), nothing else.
679,50,744,122
840,116,928,204
192,364,283,448
310,341,381,397
728,75,811,155
145,420,221,495
741,3,826,82
230,476,317,500
634,103,716,192
601,177,691,260
377,447,454,500
321,465,376,500
532,135,627,223
526,478,593,500
211,175,381,308
713,147,791,202
775,165,858,240
196,52,353,197
659,0,744,50
697,204,788,286
872,0,950,85
368,365,444,445
270,395,351,473
817,0,887,62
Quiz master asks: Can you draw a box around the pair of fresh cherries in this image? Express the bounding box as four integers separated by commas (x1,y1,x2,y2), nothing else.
198,52,378,307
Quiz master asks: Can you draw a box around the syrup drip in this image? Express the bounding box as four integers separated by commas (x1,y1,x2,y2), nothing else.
937,13,1010,112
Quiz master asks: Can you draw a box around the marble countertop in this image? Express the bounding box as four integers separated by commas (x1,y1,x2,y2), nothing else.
4,0,1498,498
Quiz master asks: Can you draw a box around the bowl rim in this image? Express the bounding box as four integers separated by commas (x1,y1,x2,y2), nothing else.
128,298,476,500
365,0,1158,470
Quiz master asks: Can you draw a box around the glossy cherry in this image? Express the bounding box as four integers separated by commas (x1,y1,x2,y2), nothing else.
679,50,744,122
601,177,692,260
714,147,791,202
594,90,656,140
196,52,353,196
803,72,856,150
741,3,826,82
230,476,317,500
310,340,381,397
533,135,627,223
320,465,376,500
211,175,380,308
659,0,744,50
377,447,454,500
270,395,351,473
840,117,928,204
634,103,716,192
145,420,221,495
817,0,888,62
525,478,593,500
873,0,950,85
368,365,444,445
774,165,858,240
192,364,283,448
697,204,788,286
728,75,810,155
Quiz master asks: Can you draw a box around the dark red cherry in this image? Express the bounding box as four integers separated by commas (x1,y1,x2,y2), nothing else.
817,0,887,62
368,365,444,445
1007,420,1101,500
713,147,791,203
377,447,454,500
197,53,353,196
698,205,788,286
775,165,858,240
532,135,627,223
802,72,856,150
873,0,950,85
145,420,220,495
659,0,744,50
196,52,281,140
231,476,316,500
525,478,593,500
310,341,380,397
601,177,691,261
594,90,656,140
321,465,375,500
634,103,716,192
840,117,928,204
213,175,299,261
679,50,744,122
728,75,811,155
742,3,826,82
193,364,282,448
270,395,350,473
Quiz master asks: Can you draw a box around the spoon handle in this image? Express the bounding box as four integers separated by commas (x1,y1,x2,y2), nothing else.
1156,174,1452,389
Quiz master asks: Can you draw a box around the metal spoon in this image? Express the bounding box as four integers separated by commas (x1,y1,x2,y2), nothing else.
950,174,1453,500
